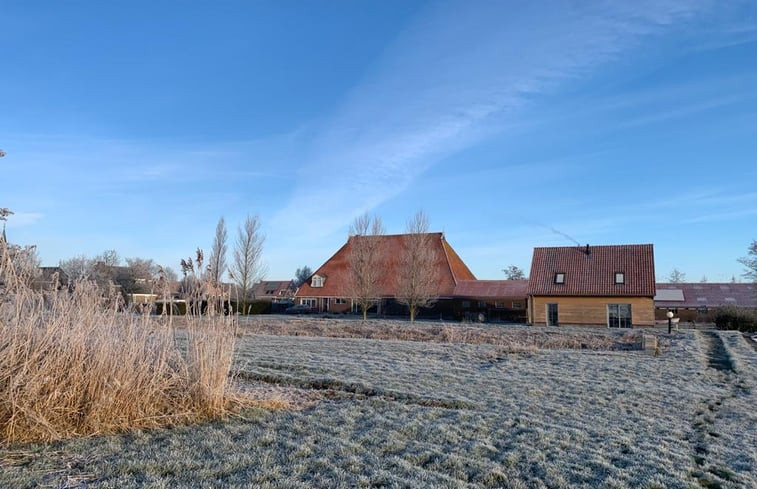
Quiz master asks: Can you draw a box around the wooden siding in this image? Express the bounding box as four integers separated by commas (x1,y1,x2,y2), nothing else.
530,296,655,327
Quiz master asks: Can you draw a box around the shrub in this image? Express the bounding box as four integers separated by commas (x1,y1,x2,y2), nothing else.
714,306,757,332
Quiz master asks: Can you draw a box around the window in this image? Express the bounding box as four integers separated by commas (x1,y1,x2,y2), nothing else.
335,298,347,304
547,303,559,326
614,272,625,284
301,298,316,307
478,301,487,309
311,275,324,288
494,301,504,309
512,301,523,309
608,304,632,328
554,272,565,284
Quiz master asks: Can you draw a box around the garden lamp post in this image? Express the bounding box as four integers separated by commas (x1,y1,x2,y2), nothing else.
666,310,674,334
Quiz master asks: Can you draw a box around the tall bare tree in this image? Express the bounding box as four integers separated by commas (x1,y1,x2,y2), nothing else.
396,210,440,322
208,217,228,286
347,213,385,320
229,215,265,314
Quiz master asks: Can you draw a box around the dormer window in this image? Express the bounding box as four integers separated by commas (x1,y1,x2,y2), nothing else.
311,275,324,288
554,272,565,284
614,272,625,284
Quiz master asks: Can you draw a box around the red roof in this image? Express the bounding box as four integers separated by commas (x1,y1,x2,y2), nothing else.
655,282,756,308
296,233,476,298
527,244,655,297
454,279,529,298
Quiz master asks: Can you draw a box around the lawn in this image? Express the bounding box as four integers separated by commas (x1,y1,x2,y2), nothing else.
1,323,754,488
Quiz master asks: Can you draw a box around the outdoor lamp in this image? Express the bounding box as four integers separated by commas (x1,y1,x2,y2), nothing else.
666,310,674,334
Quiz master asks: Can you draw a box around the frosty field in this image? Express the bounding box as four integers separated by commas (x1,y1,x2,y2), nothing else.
1,325,754,488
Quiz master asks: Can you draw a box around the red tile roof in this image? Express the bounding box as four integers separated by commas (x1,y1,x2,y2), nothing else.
296,233,476,299
527,244,655,297
655,282,756,308
454,279,529,298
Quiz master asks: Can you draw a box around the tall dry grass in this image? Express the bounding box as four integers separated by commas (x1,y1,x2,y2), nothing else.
0,241,240,444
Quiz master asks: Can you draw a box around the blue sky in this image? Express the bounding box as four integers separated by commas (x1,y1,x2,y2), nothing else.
2,0,756,282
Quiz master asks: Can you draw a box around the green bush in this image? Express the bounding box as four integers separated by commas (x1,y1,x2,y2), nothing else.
231,300,272,315
714,306,757,332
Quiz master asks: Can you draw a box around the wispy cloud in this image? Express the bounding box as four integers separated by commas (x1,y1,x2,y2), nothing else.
274,0,730,238
5,212,44,228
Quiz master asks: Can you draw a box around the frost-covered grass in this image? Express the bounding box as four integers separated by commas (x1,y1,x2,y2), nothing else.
1,329,754,488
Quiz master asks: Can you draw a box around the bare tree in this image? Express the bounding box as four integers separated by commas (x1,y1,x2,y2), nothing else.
208,217,228,286
503,265,526,280
738,239,757,282
346,213,385,320
97,249,121,267
396,210,440,322
229,215,266,314
60,255,95,282
668,268,686,283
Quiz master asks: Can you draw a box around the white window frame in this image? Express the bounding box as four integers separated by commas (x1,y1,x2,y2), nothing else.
554,272,565,284
614,272,625,284
311,275,324,288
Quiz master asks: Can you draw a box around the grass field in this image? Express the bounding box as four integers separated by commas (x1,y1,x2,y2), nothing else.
0,323,754,488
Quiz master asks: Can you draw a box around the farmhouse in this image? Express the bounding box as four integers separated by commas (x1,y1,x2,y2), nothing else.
654,282,756,322
527,244,656,327
296,233,477,317
295,233,533,320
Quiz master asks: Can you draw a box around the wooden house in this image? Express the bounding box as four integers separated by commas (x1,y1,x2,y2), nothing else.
527,244,656,327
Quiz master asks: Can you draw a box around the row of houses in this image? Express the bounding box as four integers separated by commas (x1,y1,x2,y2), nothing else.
280,233,754,328
24,232,754,327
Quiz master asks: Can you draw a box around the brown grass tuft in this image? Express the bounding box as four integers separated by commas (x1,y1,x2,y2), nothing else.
0,240,274,444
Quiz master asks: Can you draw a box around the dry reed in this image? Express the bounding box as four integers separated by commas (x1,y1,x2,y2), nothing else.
0,241,245,444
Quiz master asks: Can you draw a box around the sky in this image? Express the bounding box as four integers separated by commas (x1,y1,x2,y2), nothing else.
2,0,756,283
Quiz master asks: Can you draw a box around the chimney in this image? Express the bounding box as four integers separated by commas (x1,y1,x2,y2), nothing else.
585,244,590,256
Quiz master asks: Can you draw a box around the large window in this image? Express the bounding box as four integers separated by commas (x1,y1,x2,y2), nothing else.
301,298,317,307
608,304,632,328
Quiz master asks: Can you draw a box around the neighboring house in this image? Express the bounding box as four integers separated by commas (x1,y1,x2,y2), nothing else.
295,232,476,317
527,244,656,328
453,279,529,322
654,282,756,322
251,280,297,302
34,266,69,290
